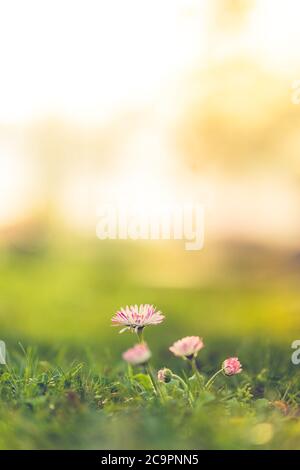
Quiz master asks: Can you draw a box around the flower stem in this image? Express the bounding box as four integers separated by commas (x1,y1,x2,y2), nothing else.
191,358,203,388
135,328,144,343
146,364,160,397
127,363,133,381
135,330,159,397
172,374,188,390
205,368,224,390
172,374,194,406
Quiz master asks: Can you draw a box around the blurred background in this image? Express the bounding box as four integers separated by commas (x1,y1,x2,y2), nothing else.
1,0,300,354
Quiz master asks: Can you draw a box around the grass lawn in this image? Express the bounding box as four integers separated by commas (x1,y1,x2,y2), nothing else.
0,341,300,449
0,239,300,449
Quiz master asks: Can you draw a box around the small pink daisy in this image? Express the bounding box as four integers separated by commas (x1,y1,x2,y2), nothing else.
157,368,172,383
112,304,165,333
169,336,204,359
222,357,242,376
122,343,151,365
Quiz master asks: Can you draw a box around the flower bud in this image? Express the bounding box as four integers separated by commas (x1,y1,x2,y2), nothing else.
157,368,173,383
222,357,242,376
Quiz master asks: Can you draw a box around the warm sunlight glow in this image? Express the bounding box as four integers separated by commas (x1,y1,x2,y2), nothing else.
1,0,300,247
59,123,181,230
248,0,300,72
0,0,204,124
0,147,35,225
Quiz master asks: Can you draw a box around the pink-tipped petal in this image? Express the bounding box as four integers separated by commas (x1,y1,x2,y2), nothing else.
122,343,152,365
222,357,242,376
112,304,165,332
169,336,204,358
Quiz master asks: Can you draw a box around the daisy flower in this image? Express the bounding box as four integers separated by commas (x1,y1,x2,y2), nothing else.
169,336,204,359
206,357,243,389
122,343,151,365
157,368,172,383
222,357,242,376
112,304,165,333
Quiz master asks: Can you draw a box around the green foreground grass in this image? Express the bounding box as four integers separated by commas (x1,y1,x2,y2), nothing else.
1,239,300,449
0,341,300,450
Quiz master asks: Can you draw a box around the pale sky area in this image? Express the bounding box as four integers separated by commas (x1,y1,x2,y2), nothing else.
1,0,300,245
0,0,206,123
0,0,299,123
